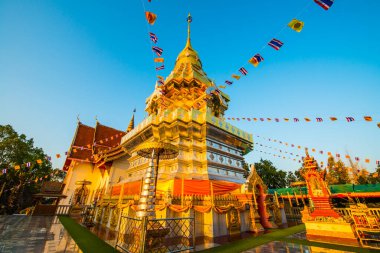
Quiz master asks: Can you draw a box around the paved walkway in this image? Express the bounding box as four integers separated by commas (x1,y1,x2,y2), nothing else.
0,215,81,253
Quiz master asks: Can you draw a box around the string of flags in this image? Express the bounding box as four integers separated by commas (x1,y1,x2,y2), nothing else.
225,116,379,128
222,0,334,88
144,0,166,83
1,132,125,175
254,136,380,167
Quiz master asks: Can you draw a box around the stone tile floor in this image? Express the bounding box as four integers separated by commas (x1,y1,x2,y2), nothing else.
243,241,352,253
0,215,81,253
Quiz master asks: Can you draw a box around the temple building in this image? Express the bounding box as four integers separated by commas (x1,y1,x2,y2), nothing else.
62,16,259,239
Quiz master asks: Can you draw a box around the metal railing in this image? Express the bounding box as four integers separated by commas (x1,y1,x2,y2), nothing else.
284,206,303,224
335,208,380,219
115,216,195,253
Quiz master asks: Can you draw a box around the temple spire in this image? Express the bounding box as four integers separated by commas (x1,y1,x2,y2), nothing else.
126,109,136,133
186,13,192,48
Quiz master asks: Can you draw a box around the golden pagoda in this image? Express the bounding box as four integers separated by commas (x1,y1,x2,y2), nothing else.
62,15,255,240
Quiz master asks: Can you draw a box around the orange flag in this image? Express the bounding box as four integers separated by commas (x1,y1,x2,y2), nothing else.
365,159,370,163
145,11,157,25
364,116,372,121
330,117,338,121
56,154,61,158
154,58,164,63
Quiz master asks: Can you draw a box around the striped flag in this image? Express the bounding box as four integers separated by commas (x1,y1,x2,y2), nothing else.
1,168,6,174
239,67,248,76
155,65,165,70
268,38,284,50
152,46,163,57
149,32,158,43
346,117,355,122
225,80,233,85
316,117,323,122
26,162,31,167
376,160,380,165
355,157,360,161
294,118,299,122
314,0,334,10
275,118,279,122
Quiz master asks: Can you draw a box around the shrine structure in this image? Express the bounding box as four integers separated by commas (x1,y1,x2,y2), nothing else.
300,150,358,246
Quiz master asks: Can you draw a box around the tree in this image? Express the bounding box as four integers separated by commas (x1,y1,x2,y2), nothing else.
326,156,350,185
285,171,297,188
368,165,380,184
0,125,65,214
254,159,287,189
355,168,370,185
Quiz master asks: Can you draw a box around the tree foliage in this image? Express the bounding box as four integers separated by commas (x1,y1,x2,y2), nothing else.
254,159,290,189
326,156,350,185
0,125,65,214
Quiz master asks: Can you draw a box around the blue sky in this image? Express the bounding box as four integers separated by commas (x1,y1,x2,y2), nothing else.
0,0,379,172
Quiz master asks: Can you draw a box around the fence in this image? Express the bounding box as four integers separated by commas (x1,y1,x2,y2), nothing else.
115,216,195,253
284,206,303,225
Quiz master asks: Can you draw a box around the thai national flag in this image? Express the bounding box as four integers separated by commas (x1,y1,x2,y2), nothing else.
156,65,164,70
239,67,248,76
152,46,163,57
294,118,299,122
376,160,380,165
149,32,158,43
1,168,6,174
268,38,284,50
316,117,323,122
26,162,31,167
314,0,334,10
225,80,233,85
346,117,355,122
253,54,264,63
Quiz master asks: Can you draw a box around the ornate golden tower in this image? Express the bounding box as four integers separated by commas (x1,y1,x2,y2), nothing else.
145,14,229,118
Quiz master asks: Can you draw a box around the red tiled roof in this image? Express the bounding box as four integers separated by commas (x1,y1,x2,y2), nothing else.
93,122,125,155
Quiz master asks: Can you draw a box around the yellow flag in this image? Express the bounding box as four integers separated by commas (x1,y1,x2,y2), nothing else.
288,19,304,32
154,58,164,63
232,74,241,80
14,165,20,170
304,118,311,122
365,159,370,163
284,118,289,122
56,154,61,158
363,116,372,121
218,85,226,89
35,177,39,182
330,117,338,121
145,11,157,25
378,123,380,128
36,159,43,164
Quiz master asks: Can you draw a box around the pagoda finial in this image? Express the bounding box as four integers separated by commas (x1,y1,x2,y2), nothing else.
77,114,80,123
126,109,136,133
186,13,192,47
